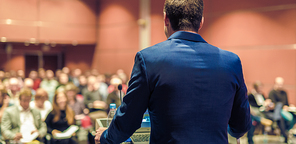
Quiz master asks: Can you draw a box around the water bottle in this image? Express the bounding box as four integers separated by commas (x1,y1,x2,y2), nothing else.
107,103,116,127
263,131,268,143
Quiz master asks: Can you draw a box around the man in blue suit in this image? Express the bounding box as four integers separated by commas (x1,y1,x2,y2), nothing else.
95,0,251,143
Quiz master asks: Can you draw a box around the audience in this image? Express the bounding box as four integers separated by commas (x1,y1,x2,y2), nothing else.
1,88,47,143
78,75,87,94
0,71,5,82
40,70,59,102
30,88,52,121
71,69,82,87
0,85,9,140
106,77,123,110
38,68,46,81
23,78,36,96
16,70,25,88
6,68,295,144
45,91,78,144
268,77,296,143
29,70,41,91
65,83,86,119
95,75,108,102
247,81,273,144
56,73,70,90
55,69,62,81
82,75,106,112
7,77,21,106
0,86,9,122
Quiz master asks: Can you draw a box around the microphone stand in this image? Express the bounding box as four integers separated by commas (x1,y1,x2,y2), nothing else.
118,84,123,104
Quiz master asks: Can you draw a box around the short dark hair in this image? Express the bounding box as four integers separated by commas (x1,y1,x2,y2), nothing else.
164,0,203,32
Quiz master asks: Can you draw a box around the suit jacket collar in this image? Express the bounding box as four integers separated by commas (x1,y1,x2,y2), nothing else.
167,31,207,43
14,105,40,128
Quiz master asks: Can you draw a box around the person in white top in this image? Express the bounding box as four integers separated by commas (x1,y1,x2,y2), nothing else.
30,88,52,121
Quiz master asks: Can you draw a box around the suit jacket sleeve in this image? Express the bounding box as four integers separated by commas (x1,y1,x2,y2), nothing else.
1,108,17,140
100,52,150,144
227,57,252,139
33,109,47,138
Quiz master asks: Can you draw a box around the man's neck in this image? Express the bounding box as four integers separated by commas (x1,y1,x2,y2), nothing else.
168,30,198,38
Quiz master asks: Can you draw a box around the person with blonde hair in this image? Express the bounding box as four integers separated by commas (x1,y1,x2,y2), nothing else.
45,91,77,144
30,88,52,121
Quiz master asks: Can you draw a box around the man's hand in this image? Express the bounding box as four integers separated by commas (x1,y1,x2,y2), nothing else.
94,127,107,144
14,133,22,141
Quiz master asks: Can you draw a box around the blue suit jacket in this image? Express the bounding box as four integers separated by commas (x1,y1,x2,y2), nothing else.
101,31,251,144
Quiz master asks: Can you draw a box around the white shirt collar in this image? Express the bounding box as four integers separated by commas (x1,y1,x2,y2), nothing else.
18,105,31,112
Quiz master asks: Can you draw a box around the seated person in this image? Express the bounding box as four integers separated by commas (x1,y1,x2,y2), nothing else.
65,82,93,144
65,83,87,120
269,77,296,143
7,77,21,106
40,70,59,103
248,81,274,115
1,88,47,143
56,73,71,90
82,76,107,134
82,75,106,112
247,81,273,144
0,85,9,140
45,91,78,144
106,77,124,110
30,88,52,121
0,85,9,122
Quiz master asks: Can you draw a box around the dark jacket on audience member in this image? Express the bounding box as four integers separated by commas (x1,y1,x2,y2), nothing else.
45,110,78,144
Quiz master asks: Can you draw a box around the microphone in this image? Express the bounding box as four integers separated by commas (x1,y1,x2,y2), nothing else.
118,84,123,103
118,84,122,91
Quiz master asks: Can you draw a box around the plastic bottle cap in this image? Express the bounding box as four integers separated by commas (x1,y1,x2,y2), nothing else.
110,103,116,109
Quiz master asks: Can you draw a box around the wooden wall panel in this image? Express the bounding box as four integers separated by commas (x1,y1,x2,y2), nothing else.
199,0,296,104
93,0,139,75
0,0,96,44
151,0,166,46
0,25,38,41
231,48,296,103
0,0,38,20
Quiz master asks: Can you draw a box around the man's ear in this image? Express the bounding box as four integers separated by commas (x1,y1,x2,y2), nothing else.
198,17,204,31
164,12,170,27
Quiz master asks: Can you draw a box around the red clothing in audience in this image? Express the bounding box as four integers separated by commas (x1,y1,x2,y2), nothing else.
33,78,42,90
